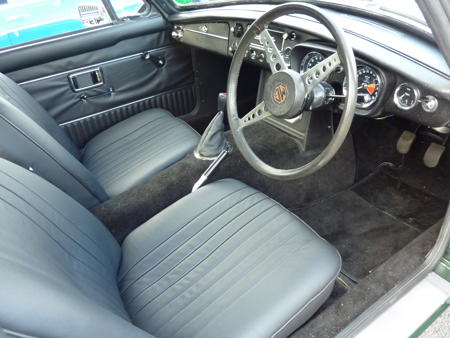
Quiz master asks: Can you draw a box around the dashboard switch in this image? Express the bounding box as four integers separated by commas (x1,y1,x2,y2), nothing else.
421,95,439,113
231,23,244,38
171,26,183,40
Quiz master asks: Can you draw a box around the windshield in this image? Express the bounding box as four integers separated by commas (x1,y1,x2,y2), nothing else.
172,0,427,27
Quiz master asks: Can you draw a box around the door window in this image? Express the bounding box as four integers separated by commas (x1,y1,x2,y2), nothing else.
0,0,148,49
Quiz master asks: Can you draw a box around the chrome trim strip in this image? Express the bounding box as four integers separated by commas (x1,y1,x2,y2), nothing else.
58,85,194,126
183,28,228,41
19,45,171,86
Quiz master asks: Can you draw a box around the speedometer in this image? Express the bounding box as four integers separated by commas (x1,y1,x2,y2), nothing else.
356,65,381,108
300,51,324,73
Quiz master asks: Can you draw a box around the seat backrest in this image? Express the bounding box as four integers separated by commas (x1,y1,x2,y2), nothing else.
0,73,108,207
0,158,151,338
0,73,80,158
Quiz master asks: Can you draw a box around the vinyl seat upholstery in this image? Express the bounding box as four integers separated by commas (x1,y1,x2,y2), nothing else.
0,73,199,207
0,159,341,338
82,109,199,197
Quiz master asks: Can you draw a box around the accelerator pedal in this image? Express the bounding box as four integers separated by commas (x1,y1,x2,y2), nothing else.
423,143,446,168
396,130,416,154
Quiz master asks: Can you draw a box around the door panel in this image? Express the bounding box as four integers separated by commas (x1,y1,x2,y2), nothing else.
1,15,197,147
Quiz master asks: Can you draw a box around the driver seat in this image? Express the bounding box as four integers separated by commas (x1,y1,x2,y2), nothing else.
0,158,340,338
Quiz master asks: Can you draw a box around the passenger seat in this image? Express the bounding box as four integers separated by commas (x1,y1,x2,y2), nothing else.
0,73,199,207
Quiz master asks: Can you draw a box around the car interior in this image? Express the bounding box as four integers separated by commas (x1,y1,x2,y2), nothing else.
0,1,449,337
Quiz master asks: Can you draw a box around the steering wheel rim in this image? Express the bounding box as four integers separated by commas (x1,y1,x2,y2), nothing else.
226,2,358,180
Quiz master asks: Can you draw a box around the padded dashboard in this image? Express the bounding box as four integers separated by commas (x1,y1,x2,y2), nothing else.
171,12,450,128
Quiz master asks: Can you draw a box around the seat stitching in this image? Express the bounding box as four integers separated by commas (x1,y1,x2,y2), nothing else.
124,196,272,307
143,210,289,315
84,117,175,171
157,222,305,335
0,169,113,266
83,118,174,172
119,190,262,294
118,185,250,282
0,182,112,275
88,125,194,180
194,239,317,333
130,205,286,317
98,132,196,187
169,232,311,337
83,115,167,163
83,119,168,171
0,195,119,296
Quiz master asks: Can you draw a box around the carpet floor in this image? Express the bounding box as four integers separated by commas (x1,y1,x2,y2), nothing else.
294,170,447,279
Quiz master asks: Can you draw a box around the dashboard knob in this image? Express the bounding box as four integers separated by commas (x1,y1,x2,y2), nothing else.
288,31,297,41
232,23,244,38
171,28,183,40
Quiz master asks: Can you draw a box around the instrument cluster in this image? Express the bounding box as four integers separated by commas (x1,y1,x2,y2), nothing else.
295,48,386,114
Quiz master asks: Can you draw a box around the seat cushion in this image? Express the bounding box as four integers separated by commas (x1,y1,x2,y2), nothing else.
119,179,341,338
82,109,199,197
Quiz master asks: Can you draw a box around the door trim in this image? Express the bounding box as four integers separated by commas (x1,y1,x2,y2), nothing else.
19,45,172,86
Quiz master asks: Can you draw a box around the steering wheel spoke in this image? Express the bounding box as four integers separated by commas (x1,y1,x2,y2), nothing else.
239,101,271,129
259,29,288,73
301,52,341,95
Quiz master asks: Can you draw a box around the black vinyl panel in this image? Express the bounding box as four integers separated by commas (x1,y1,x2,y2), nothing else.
63,84,197,148
19,43,194,123
0,17,169,75
7,30,172,83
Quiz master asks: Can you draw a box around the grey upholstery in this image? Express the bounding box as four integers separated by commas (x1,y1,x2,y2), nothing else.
82,109,199,197
0,158,151,338
0,158,341,338
120,179,341,337
0,73,199,207
0,156,341,338
0,73,108,208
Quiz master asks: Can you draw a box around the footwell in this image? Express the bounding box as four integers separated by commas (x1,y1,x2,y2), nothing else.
294,170,447,279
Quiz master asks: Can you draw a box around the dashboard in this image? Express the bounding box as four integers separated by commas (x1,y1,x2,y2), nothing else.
170,8,450,128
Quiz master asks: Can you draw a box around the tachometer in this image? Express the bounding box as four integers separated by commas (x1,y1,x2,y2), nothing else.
300,51,324,73
356,65,381,108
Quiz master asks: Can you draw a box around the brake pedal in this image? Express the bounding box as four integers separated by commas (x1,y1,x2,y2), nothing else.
423,142,446,168
396,130,416,154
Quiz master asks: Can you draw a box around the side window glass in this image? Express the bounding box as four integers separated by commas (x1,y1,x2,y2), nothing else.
109,0,149,18
0,0,111,49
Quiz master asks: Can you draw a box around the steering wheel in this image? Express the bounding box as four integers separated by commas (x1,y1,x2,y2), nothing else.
227,2,357,180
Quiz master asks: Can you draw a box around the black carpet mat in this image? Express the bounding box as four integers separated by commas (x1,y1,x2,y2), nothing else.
295,171,447,279
291,221,441,338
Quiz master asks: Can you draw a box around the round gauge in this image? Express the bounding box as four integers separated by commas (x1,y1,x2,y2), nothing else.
394,83,420,110
356,65,381,108
300,51,325,73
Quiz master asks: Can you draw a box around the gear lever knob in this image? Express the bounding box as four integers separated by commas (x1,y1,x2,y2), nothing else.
217,92,228,113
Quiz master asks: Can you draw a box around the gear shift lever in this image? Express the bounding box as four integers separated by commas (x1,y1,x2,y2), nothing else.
192,93,232,192
194,93,228,159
